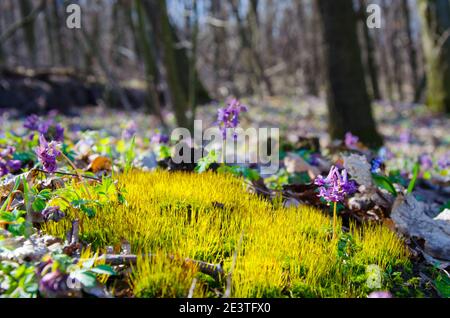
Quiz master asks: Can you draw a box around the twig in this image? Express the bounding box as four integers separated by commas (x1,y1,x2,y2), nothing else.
68,219,80,245
223,230,244,298
35,169,102,182
0,0,46,43
60,152,93,200
76,253,225,281
187,278,197,298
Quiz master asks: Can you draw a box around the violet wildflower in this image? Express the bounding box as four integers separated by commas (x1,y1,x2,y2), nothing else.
314,166,357,239
122,121,138,140
54,124,65,142
35,135,61,173
41,206,65,222
0,161,8,177
368,291,393,298
217,99,248,139
151,133,169,145
39,270,71,298
437,152,449,170
345,132,359,149
37,119,52,135
399,131,411,144
315,166,357,203
6,160,22,172
419,153,433,170
0,145,15,157
24,114,40,130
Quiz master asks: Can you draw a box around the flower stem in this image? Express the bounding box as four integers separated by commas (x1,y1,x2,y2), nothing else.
60,152,93,200
333,202,337,240
36,169,101,182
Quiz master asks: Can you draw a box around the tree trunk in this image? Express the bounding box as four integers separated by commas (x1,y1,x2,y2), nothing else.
418,0,450,113
51,1,66,65
317,0,382,147
401,0,419,98
145,0,189,128
134,0,166,126
359,0,381,100
296,0,319,96
18,0,37,66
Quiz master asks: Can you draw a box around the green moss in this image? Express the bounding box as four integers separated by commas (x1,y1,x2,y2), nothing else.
44,171,411,298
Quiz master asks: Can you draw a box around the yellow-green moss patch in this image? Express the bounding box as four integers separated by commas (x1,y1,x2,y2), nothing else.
44,171,410,298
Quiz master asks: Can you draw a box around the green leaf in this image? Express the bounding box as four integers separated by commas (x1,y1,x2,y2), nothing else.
90,264,116,276
71,271,97,288
407,163,420,194
434,273,450,298
372,173,397,197
195,150,218,173
32,198,46,212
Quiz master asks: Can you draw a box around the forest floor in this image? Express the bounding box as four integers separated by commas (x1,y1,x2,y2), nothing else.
0,96,449,298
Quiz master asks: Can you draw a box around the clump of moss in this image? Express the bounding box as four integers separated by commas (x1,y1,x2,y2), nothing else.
44,171,410,298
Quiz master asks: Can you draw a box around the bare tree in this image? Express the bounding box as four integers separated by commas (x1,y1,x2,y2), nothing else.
418,0,450,113
317,0,382,147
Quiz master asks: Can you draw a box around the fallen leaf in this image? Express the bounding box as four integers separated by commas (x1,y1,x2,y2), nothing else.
391,194,450,261
86,156,112,173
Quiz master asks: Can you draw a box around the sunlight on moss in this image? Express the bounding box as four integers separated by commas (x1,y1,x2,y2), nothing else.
44,171,410,298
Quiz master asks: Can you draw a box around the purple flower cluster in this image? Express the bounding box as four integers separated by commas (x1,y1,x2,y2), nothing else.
419,153,433,170
24,114,64,142
367,291,393,298
437,152,449,170
35,135,61,173
217,99,248,139
399,130,411,144
0,146,22,177
36,258,71,298
41,206,65,222
344,132,359,149
314,166,357,203
122,121,138,140
151,133,170,145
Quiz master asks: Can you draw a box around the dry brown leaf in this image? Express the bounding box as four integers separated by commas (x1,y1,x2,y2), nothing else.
86,156,112,173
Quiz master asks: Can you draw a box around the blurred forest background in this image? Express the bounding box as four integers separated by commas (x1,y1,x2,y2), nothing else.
0,0,449,146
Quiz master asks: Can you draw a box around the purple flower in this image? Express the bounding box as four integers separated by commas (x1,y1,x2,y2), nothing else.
24,114,40,130
151,133,169,145
438,152,449,170
314,166,357,203
122,121,138,140
399,131,411,144
35,135,61,173
217,99,248,139
345,132,359,149
419,153,433,170
0,161,8,177
41,206,65,222
38,270,71,298
0,146,15,157
37,120,52,135
54,124,65,142
6,160,22,172
368,291,393,298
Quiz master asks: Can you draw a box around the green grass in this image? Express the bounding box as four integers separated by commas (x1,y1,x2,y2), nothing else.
44,171,410,298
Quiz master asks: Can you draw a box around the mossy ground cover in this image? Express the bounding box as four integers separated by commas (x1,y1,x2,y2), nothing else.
44,171,410,298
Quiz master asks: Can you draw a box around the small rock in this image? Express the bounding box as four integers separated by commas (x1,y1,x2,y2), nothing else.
343,153,373,187
391,194,450,261
284,153,319,179
434,209,450,223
